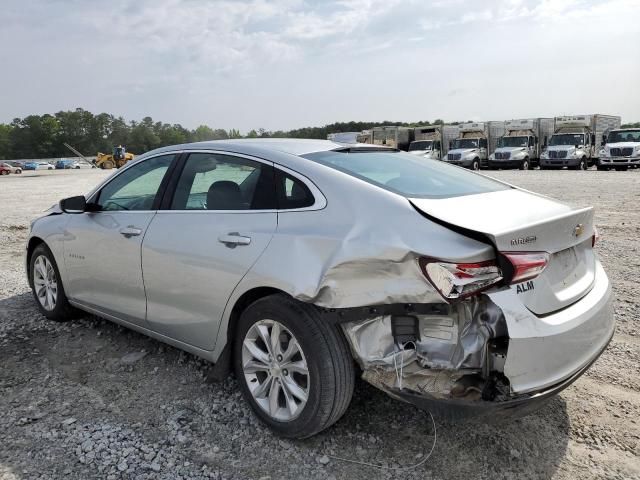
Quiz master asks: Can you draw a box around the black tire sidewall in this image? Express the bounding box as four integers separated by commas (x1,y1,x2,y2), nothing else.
233,297,337,437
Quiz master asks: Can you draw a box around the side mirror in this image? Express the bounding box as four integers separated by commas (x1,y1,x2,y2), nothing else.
60,195,86,213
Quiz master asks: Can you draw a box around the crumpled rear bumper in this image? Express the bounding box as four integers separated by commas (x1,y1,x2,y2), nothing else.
387,329,613,422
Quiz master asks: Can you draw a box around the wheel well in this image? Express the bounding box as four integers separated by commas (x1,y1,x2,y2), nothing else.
26,237,45,274
226,287,284,343
208,286,286,382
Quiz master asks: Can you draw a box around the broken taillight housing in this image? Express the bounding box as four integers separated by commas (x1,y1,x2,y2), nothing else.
502,252,549,284
418,258,503,300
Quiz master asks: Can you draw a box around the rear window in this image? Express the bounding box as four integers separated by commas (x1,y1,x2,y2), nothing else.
303,150,510,199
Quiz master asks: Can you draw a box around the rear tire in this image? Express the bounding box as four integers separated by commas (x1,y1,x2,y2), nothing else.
29,244,79,322
233,294,355,438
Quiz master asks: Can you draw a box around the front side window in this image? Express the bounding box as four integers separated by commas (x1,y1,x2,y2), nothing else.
97,154,174,211
170,153,275,210
303,150,510,199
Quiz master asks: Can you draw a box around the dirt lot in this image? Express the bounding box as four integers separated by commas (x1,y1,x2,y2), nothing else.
1,168,638,480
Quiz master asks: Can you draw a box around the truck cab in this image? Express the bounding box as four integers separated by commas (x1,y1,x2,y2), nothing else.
598,128,640,171
491,135,536,170
408,140,442,159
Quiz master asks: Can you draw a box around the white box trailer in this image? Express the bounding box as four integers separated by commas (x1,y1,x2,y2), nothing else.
327,132,361,144
407,125,458,160
489,118,554,170
445,121,505,170
371,126,414,151
540,114,621,169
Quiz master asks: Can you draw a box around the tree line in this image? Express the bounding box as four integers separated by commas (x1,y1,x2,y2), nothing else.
0,108,636,160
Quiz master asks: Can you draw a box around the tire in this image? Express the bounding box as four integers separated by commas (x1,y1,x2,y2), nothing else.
470,159,480,171
29,244,78,321
0,170,8,175
15,169,22,174
233,294,355,439
519,158,530,170
101,160,115,169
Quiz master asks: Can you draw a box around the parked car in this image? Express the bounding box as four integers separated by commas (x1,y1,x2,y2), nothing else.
55,159,74,169
24,161,54,170
71,161,95,169
27,139,614,438
0,163,12,175
0,161,22,174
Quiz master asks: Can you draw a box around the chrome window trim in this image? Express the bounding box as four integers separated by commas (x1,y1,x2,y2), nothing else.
156,149,327,214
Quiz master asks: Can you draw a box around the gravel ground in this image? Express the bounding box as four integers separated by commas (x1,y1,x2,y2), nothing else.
0,168,638,480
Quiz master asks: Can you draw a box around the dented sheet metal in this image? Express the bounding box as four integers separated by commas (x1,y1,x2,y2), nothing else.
342,296,507,374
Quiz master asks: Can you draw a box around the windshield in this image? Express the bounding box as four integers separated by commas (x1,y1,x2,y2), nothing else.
607,130,640,143
549,134,584,146
451,139,478,149
303,150,510,199
498,136,528,148
408,141,433,151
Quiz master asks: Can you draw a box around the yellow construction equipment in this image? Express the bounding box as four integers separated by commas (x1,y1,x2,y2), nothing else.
95,145,135,169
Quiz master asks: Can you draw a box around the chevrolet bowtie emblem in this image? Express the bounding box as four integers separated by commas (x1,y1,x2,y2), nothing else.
574,224,584,237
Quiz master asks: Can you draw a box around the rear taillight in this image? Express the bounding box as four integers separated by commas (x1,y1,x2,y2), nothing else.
502,252,549,284
418,258,503,300
592,226,599,248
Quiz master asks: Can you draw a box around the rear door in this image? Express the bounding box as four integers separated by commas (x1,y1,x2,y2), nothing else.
64,154,176,324
141,151,277,350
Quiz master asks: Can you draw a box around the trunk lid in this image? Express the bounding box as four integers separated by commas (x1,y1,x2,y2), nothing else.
410,189,596,315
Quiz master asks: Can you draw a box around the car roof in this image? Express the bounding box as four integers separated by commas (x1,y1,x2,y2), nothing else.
141,138,387,158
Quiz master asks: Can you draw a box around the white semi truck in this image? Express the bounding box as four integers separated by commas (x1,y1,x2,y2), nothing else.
445,122,505,170
489,118,555,170
407,125,458,160
597,128,640,171
327,132,361,144
371,126,414,151
540,115,621,170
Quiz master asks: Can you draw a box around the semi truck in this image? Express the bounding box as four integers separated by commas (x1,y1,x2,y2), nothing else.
489,118,554,170
356,130,372,144
371,126,414,151
407,125,458,160
598,128,640,170
327,132,360,144
540,114,621,170
445,122,505,170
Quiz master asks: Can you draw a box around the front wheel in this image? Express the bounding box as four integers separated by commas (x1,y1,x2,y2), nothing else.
29,244,78,321
234,294,355,438
470,159,480,171
519,158,530,170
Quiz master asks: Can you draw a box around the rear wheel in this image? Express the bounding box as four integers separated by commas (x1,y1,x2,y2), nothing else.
519,158,530,170
29,244,78,321
234,294,355,438
15,169,22,174
101,160,115,169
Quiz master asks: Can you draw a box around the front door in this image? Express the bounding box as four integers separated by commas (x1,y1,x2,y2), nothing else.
63,154,175,324
142,152,278,350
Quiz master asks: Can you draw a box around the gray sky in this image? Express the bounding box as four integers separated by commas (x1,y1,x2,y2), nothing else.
1,0,639,132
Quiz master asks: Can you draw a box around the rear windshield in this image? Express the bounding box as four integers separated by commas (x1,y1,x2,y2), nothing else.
303,150,510,199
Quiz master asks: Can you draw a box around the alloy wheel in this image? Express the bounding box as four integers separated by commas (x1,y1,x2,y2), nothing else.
242,319,310,421
33,255,57,311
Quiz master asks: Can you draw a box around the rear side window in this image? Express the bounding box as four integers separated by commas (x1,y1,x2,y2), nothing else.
275,170,315,209
170,153,275,210
303,150,510,199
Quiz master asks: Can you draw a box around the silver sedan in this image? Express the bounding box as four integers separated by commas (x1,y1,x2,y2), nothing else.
26,139,614,438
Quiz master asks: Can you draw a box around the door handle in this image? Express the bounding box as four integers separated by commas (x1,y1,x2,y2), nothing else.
218,232,251,248
119,226,143,238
